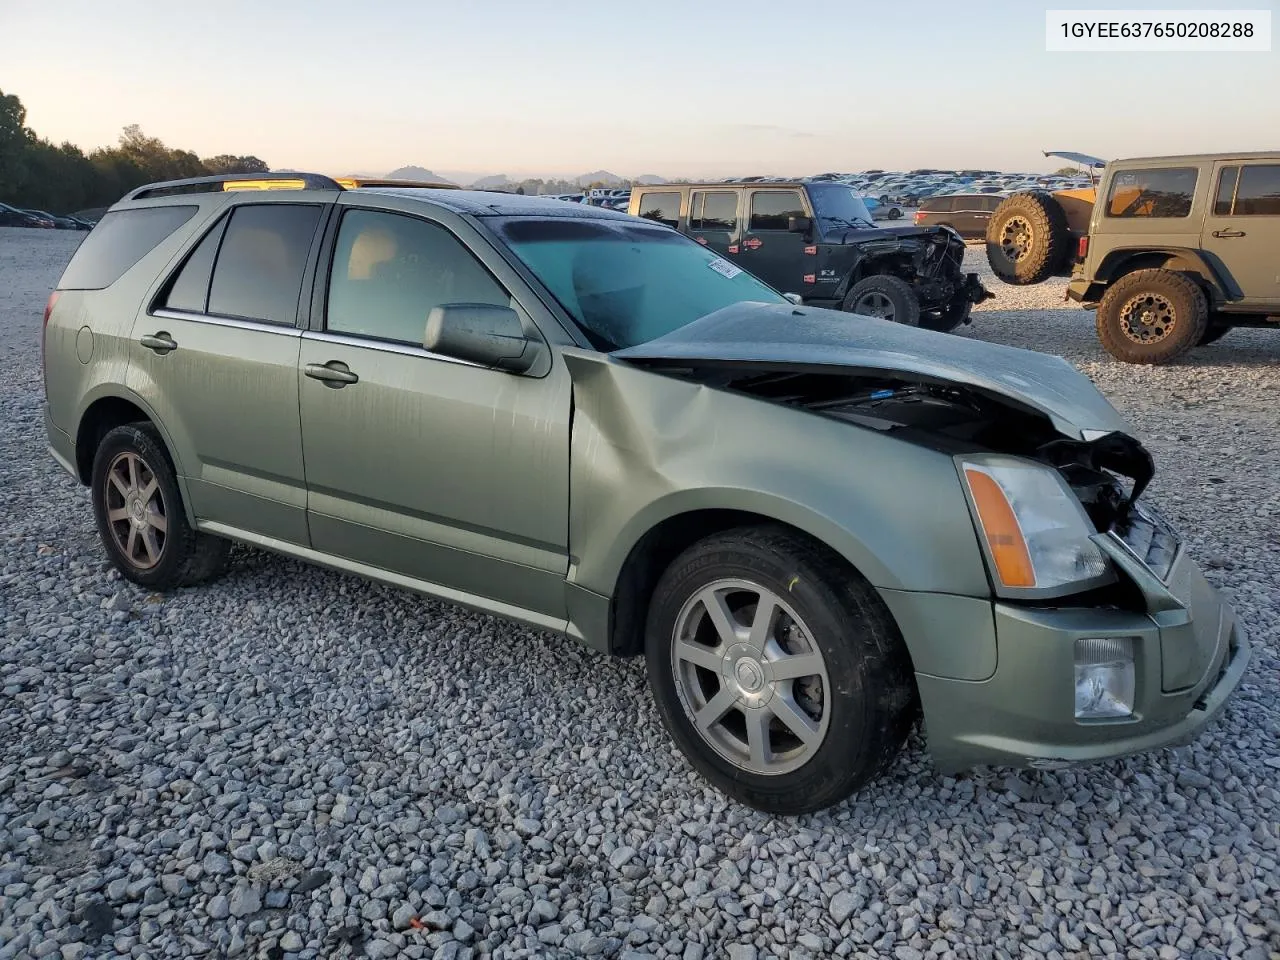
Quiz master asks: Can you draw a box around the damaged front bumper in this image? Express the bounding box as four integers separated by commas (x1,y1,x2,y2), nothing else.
964,272,995,305
907,542,1250,774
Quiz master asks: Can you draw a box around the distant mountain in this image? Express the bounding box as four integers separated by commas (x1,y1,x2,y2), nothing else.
471,174,513,189
577,170,624,187
633,174,668,185
384,165,456,185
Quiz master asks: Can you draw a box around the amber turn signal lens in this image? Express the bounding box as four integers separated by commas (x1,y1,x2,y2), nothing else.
964,467,1035,588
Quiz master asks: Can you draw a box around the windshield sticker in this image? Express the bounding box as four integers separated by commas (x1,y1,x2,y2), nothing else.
707,258,743,279
744,238,763,250
804,245,818,255
728,244,739,253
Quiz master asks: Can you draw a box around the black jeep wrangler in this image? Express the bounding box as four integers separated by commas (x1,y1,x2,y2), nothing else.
628,179,991,331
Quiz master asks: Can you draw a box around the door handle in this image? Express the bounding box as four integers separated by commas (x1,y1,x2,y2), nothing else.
305,361,359,387
139,332,177,354
1212,228,1246,238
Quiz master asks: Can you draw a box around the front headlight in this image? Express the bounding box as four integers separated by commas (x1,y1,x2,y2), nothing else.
958,455,1112,595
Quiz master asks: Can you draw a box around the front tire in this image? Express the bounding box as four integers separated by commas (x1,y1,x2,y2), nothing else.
91,424,230,590
1095,269,1208,364
644,527,917,815
843,274,921,326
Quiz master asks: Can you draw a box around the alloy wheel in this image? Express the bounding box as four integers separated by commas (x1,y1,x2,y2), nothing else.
103,451,167,569
1119,292,1176,344
999,215,1033,262
670,579,831,776
855,292,895,321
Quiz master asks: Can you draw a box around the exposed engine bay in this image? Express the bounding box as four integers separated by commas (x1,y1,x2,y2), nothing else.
665,365,1154,536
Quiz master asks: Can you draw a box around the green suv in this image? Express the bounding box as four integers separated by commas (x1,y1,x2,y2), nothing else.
43,173,1248,814
627,180,991,331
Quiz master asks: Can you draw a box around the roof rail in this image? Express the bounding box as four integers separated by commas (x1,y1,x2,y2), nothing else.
123,171,343,201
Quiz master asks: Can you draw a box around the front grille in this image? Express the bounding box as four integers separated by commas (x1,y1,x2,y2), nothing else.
1113,502,1180,582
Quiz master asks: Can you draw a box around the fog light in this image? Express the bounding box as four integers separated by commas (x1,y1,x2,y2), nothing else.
1074,638,1136,719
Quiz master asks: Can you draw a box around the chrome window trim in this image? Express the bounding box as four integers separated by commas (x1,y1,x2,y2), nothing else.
301,330,487,369
150,308,302,336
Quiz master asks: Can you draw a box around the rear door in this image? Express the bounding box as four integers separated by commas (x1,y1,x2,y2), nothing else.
1201,160,1280,305
687,189,741,259
128,197,332,545
740,188,810,294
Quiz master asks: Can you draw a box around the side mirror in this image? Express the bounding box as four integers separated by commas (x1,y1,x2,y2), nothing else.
787,215,812,234
423,303,538,373
783,292,803,305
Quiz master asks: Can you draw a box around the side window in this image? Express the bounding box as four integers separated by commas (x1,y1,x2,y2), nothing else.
982,196,1004,212
690,191,738,231
1232,165,1280,216
749,191,806,231
160,214,228,313
327,208,510,345
1105,167,1198,219
1214,167,1239,216
207,204,322,324
636,192,681,227
58,206,197,291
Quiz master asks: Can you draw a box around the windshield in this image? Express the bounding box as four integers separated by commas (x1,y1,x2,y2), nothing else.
496,217,787,351
806,183,875,228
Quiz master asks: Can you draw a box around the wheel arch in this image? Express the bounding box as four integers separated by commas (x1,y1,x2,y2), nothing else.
604,501,904,659
1093,247,1228,303
74,388,197,526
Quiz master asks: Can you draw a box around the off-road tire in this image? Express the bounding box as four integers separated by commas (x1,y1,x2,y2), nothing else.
1095,269,1208,365
842,275,921,326
91,423,230,590
985,191,1070,285
644,526,917,815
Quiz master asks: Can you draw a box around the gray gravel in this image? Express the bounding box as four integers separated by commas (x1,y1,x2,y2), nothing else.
1,226,1277,959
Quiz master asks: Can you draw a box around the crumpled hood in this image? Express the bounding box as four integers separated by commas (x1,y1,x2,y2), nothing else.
612,301,1131,440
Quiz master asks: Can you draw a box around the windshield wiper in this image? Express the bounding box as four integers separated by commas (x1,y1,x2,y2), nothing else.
820,215,877,230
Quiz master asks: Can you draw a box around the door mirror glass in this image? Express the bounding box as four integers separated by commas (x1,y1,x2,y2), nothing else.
424,303,536,373
787,215,812,234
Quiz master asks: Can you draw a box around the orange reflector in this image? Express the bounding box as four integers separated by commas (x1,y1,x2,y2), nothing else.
965,468,1035,587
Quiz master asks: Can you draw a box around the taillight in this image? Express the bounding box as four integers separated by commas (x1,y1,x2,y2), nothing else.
42,290,61,394
913,210,924,224
1077,235,1089,259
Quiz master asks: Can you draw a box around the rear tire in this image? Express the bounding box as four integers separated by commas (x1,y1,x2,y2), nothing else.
1095,269,1208,364
843,275,921,326
91,424,230,590
985,191,1070,285
644,526,917,815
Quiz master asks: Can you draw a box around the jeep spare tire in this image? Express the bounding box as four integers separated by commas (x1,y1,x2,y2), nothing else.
986,191,1070,285
843,275,921,326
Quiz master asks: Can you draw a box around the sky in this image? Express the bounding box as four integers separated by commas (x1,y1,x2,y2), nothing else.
3,0,1278,182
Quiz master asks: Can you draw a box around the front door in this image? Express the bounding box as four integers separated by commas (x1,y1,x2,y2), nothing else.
127,199,329,545
739,188,810,295
687,189,742,259
297,204,572,620
1201,160,1280,305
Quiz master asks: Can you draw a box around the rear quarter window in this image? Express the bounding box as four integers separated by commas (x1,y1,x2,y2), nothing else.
1105,167,1198,219
57,206,198,290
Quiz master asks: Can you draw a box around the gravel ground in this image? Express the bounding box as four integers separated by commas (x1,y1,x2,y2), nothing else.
1,226,1277,960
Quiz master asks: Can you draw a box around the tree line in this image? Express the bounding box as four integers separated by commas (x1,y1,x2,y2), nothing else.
0,88,268,216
